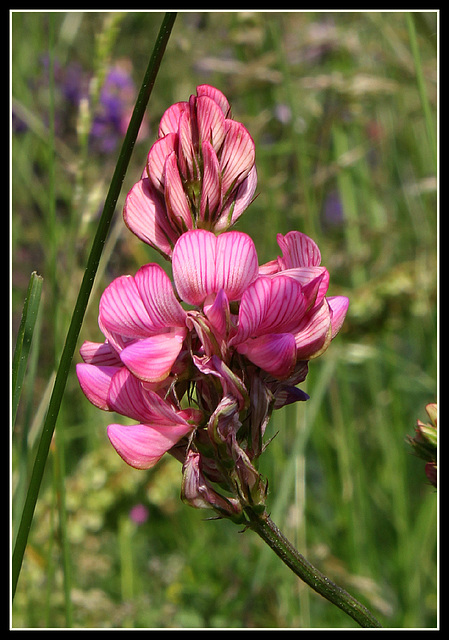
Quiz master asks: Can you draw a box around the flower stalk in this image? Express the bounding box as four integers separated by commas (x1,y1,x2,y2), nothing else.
244,507,383,628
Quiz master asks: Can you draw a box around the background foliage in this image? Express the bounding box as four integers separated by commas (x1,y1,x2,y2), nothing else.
11,11,437,629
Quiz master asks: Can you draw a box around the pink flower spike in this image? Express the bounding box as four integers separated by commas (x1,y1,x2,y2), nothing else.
123,178,178,259
76,363,120,410
328,296,349,338
120,330,187,382
107,422,192,470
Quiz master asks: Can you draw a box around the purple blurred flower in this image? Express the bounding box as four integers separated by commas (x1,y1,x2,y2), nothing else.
129,503,149,525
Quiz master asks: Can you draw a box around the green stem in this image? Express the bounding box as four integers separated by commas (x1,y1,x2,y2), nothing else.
11,12,178,600
245,508,382,628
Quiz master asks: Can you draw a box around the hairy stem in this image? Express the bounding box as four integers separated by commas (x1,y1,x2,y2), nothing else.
245,507,382,628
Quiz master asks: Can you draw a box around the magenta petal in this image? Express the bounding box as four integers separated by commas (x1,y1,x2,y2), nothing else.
196,84,230,116
204,288,229,338
328,296,349,338
108,366,184,424
216,165,258,231
237,333,297,379
76,363,120,410
220,120,255,196
196,94,226,153
294,302,332,360
120,330,186,382
134,263,186,329
107,422,192,470
158,101,188,137
164,151,194,231
277,231,322,268
172,229,217,305
99,274,155,339
200,141,221,221
123,178,177,259
215,231,259,301
147,133,178,191
79,341,122,366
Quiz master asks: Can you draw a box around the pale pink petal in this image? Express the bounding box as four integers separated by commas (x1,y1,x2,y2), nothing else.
172,229,217,305
196,94,226,153
76,363,120,410
134,263,186,329
215,164,258,231
108,366,183,424
328,296,349,338
196,84,230,116
120,330,187,382
280,267,329,310
277,231,322,268
215,231,259,301
164,151,194,231
158,101,188,137
147,133,177,191
294,302,332,360
199,140,221,222
107,422,192,470
233,275,306,344
203,288,229,339
79,340,122,366
237,333,297,379
220,120,255,197
99,274,155,339
177,108,197,180
123,178,177,259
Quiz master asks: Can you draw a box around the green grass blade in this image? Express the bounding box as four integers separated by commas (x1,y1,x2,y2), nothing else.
11,12,178,600
12,271,44,428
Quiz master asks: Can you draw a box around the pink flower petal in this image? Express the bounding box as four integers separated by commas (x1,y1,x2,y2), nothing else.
99,274,156,339
233,275,306,344
215,164,258,231
220,120,255,197
123,178,177,259
196,94,226,153
215,231,259,301
172,229,217,305
108,366,183,424
134,263,186,330
277,231,322,268
294,302,332,360
328,295,349,338
107,422,192,470
172,230,258,306
199,140,221,222
164,151,194,232
203,288,229,339
196,84,230,116
76,363,120,410
237,333,297,379
120,330,186,382
79,340,122,366
147,133,177,191
158,101,188,137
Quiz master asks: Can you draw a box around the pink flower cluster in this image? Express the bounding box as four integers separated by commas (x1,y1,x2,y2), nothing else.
77,85,348,519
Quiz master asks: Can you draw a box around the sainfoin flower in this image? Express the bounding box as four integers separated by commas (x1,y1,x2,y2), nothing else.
77,85,348,517
123,84,257,259
77,227,348,506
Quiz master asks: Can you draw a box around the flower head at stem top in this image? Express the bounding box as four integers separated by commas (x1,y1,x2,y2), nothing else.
123,84,257,260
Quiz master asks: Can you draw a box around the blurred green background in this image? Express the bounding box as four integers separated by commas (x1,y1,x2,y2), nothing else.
11,11,437,629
